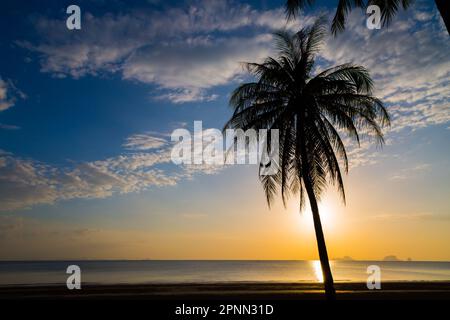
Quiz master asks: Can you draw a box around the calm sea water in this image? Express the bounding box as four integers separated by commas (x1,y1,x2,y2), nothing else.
0,260,449,286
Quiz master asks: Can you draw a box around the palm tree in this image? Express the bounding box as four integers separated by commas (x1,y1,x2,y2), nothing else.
285,0,448,36
224,18,390,300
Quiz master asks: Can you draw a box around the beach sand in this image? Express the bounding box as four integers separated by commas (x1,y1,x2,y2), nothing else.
1,282,450,300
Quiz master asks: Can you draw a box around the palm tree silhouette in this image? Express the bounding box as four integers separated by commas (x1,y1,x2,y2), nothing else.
285,0,449,36
224,18,390,300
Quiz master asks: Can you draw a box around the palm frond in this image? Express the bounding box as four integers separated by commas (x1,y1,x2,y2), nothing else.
285,0,316,20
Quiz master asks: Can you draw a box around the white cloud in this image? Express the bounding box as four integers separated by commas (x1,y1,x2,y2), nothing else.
18,0,308,103
0,77,25,111
123,133,167,150
121,34,274,103
345,139,382,168
0,157,59,211
320,5,450,133
0,131,229,211
310,3,450,168
6,0,448,198
156,88,218,104
0,148,178,211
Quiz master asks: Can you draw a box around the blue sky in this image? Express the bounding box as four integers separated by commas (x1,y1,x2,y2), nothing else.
0,0,449,260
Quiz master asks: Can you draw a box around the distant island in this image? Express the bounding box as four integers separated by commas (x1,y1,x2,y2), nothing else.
383,255,413,262
333,256,414,262
335,256,355,261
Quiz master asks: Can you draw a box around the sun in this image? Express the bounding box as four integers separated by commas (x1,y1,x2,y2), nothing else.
289,198,340,239
317,203,333,228
294,201,335,227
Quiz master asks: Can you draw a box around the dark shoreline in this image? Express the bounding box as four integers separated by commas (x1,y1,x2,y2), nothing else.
1,281,450,300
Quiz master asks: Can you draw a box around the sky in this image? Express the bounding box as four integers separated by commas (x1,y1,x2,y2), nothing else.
0,0,449,261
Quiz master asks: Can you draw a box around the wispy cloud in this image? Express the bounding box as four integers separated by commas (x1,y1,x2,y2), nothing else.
17,0,311,103
369,211,449,221
311,3,450,168
123,133,167,150
0,143,179,211
389,163,431,181
17,1,449,170
0,131,227,211
320,4,450,133
0,77,26,111
4,1,449,210
0,123,20,130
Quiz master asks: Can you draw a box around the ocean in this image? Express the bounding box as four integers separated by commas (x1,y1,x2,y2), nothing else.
1,260,449,286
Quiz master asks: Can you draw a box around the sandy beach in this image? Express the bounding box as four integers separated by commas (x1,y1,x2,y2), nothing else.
1,282,450,300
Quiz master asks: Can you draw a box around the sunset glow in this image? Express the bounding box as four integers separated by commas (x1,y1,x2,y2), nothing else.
0,0,448,264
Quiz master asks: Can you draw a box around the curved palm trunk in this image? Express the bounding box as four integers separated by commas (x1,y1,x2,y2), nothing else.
297,111,336,300
303,174,336,300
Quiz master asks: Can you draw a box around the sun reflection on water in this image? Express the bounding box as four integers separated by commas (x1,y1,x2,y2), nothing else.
313,260,324,283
